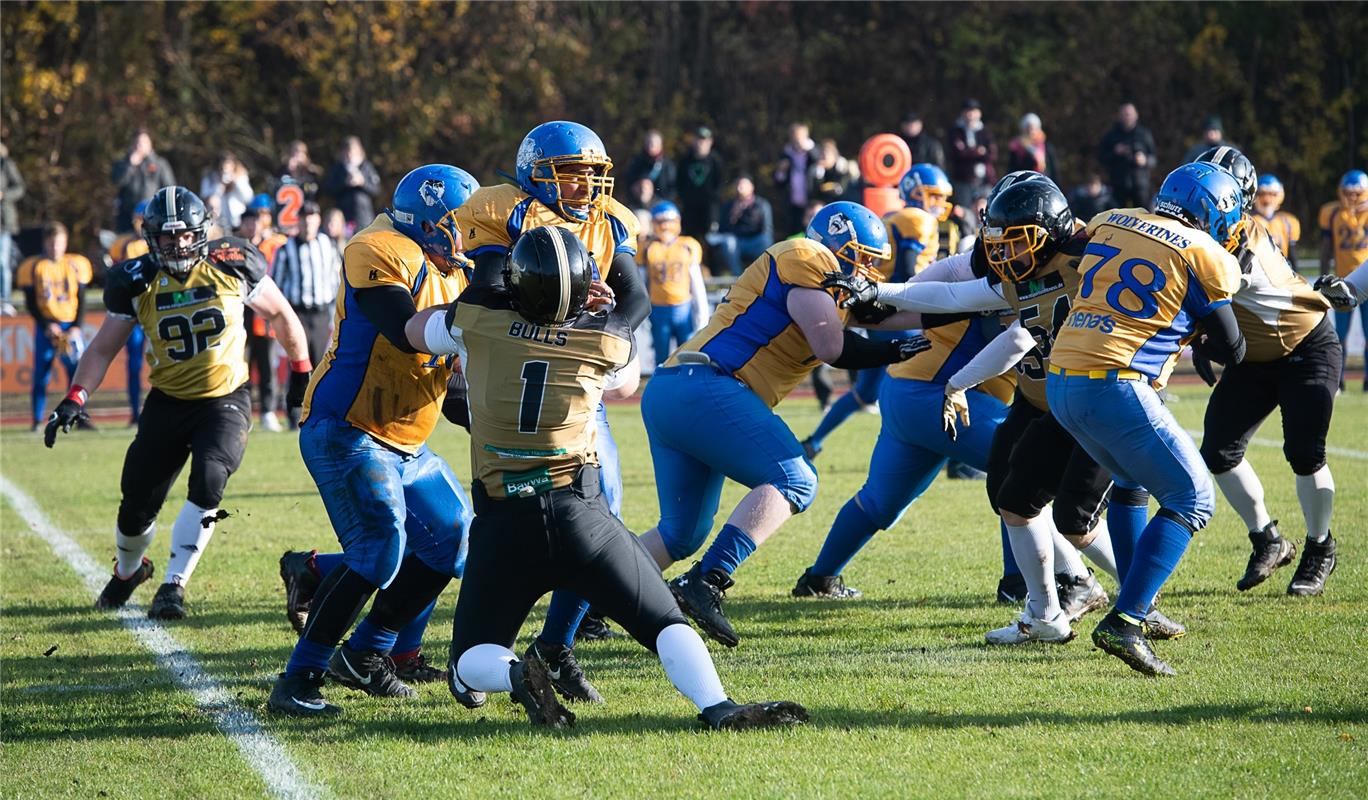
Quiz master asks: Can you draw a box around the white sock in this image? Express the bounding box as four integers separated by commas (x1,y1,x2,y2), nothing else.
115,523,155,579
1081,519,1120,584
1051,519,1089,581
456,643,517,693
1295,466,1334,543
1006,518,1058,620
1212,460,1273,531
165,502,218,587
656,623,728,710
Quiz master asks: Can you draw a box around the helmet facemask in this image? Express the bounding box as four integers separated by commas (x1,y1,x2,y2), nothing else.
983,223,1050,283
910,185,952,221
832,239,891,284
1254,187,1282,217
145,226,209,280
533,155,614,223
419,209,464,272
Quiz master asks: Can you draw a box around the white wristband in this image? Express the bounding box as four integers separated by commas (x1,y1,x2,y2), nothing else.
423,310,463,355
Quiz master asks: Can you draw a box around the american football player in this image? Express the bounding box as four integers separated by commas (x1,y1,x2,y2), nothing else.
17,222,93,429
639,200,709,365
1319,169,1368,389
1253,174,1300,263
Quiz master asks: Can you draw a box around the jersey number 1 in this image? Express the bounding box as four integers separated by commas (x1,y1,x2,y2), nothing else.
518,361,549,433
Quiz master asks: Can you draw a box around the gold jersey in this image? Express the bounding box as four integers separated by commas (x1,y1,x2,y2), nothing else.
1254,210,1299,261
455,183,640,268
1318,202,1368,277
1050,209,1242,389
641,235,702,306
456,286,633,499
16,254,92,323
302,215,467,453
666,238,848,408
996,235,1089,410
104,238,266,399
1232,216,1329,362
887,314,1017,403
880,206,939,281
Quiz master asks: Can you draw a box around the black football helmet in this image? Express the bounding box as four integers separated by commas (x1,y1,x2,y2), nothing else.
142,186,210,279
980,179,1076,283
1193,146,1256,213
505,226,593,325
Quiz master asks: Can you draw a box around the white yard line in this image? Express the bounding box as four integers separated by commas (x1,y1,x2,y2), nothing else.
1183,429,1368,462
1,475,328,800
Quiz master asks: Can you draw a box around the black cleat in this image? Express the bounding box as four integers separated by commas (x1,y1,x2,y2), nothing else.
279,550,320,635
525,641,603,703
1142,606,1186,640
327,643,416,698
1237,521,1296,591
574,610,624,642
96,558,153,610
699,698,809,730
1287,534,1336,596
75,416,99,432
147,583,186,620
669,563,739,647
1091,611,1176,677
267,670,341,717
1057,570,1109,622
996,572,1028,604
392,650,446,683
445,661,487,709
800,437,821,462
509,658,574,728
791,568,863,599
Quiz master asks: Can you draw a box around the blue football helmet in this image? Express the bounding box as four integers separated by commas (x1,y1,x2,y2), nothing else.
386,164,480,268
650,200,681,237
516,121,614,223
806,201,890,280
133,200,150,219
1152,162,1245,251
1339,169,1368,210
1255,174,1284,212
899,163,953,221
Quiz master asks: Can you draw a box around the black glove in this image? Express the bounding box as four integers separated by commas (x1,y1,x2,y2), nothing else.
1189,334,1221,387
894,336,933,361
849,300,897,325
286,369,311,413
43,399,87,448
1314,275,1358,311
1231,230,1255,275
820,272,878,309
442,369,470,430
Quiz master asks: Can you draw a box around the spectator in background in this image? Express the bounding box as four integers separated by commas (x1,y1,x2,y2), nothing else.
705,175,773,276
1182,115,1235,165
1006,113,1057,183
1069,172,1115,222
948,99,997,201
275,140,322,202
676,126,726,239
774,122,816,235
16,222,92,429
625,129,677,205
272,201,340,414
322,207,350,251
323,136,381,228
238,195,288,431
898,112,944,170
111,129,176,232
627,177,656,239
809,139,860,203
1098,102,1156,209
198,151,254,231
1,142,24,316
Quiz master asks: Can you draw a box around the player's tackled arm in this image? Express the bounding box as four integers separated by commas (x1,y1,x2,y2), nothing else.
788,287,930,369
605,250,650,329
44,316,135,447
245,280,313,412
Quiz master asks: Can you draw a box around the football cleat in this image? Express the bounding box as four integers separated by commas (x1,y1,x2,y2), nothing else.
1057,570,1109,622
800,437,821,462
574,610,624,642
445,663,487,710
1237,521,1296,591
327,643,416,698
1092,612,1176,676
996,572,1028,604
699,699,809,731
1287,534,1336,596
147,583,186,620
267,670,341,717
391,649,446,683
1142,606,1186,640
95,558,154,610
279,550,320,635
509,657,575,728
525,641,604,704
791,568,863,599
985,610,1076,645
669,563,739,648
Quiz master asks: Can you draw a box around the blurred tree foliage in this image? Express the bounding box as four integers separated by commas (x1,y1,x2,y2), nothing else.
2,1,1362,250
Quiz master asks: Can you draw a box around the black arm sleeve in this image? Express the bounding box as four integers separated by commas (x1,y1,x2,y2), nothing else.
921,311,977,328
829,329,906,370
352,285,420,354
73,287,86,327
22,288,50,326
470,249,507,289
606,250,650,329
1286,241,1298,270
1197,302,1246,366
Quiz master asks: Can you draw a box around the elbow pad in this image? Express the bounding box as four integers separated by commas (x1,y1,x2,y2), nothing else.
829,330,905,370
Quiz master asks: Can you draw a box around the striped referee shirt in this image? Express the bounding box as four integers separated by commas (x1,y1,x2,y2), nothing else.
274,233,341,310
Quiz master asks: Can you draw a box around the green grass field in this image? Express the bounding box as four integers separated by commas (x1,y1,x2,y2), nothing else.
2,386,1365,799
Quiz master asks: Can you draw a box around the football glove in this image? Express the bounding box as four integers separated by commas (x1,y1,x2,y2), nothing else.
1189,338,1218,387
1314,275,1359,311
894,336,933,361
942,385,970,442
43,399,88,449
820,272,879,309
848,300,898,325
286,369,311,413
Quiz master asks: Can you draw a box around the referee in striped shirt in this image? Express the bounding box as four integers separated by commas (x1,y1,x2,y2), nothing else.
273,201,341,371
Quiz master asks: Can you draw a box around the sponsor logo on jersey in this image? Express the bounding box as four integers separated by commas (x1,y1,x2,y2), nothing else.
502,466,553,497
1013,271,1066,301
154,284,219,311
1066,310,1116,334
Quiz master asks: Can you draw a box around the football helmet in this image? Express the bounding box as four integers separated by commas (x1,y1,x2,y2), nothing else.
651,200,681,238
516,121,614,223
980,179,1076,283
386,164,480,271
1339,169,1368,211
505,226,593,325
141,186,210,279
898,163,953,221
1194,146,1256,212
1255,174,1284,211
1152,162,1245,251
806,201,890,281
989,170,1049,204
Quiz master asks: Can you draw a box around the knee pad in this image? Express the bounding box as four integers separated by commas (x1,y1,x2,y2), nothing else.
774,456,819,513
116,503,158,537
853,488,903,531
188,457,232,509
1110,486,1150,507
1200,440,1242,475
1284,443,1327,477
1060,526,1101,549
661,519,715,562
